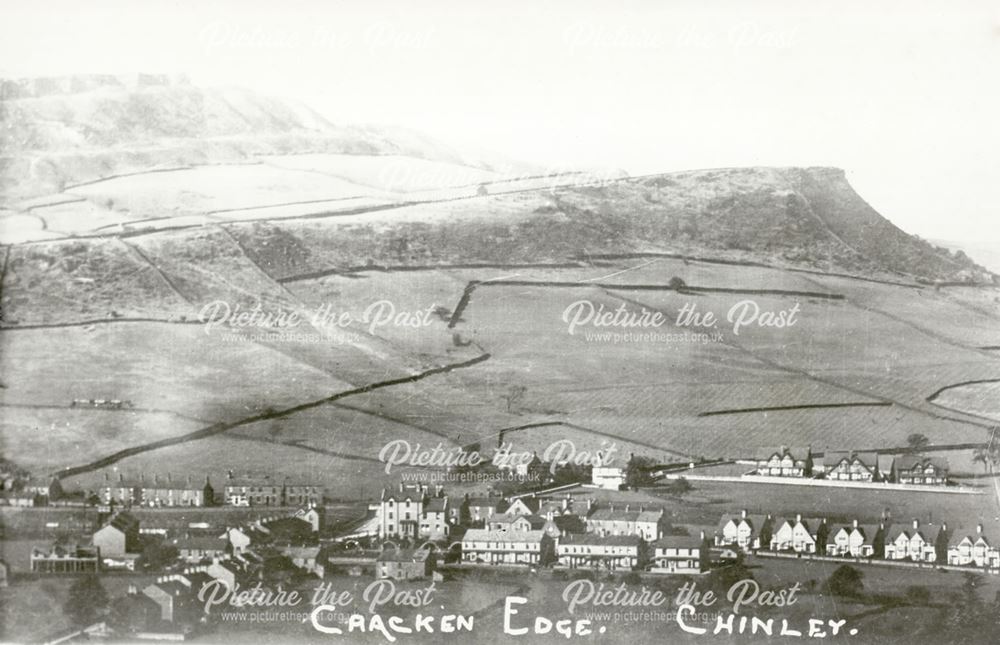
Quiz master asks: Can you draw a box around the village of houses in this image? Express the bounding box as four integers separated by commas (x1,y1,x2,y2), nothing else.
0,442,996,641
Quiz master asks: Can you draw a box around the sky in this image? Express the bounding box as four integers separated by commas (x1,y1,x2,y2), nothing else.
1,0,998,245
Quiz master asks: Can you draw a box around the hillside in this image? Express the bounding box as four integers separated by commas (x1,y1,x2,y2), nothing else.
0,76,994,288
1,80,999,530
0,74,522,201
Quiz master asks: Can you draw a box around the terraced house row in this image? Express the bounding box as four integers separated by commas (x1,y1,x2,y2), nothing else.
715,509,999,569
458,498,706,574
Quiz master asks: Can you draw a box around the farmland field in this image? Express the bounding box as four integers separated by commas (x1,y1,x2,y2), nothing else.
649,477,999,530
929,380,1000,422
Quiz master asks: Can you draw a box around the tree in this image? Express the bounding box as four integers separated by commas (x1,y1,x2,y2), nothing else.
459,497,471,526
136,539,179,571
669,276,688,291
552,462,591,486
905,585,931,604
707,561,754,596
501,385,527,414
824,565,864,598
624,455,657,490
973,447,989,472
662,476,693,497
64,575,109,627
906,433,929,454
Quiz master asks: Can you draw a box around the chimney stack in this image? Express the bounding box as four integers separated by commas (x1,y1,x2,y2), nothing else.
977,524,984,534
741,509,748,519
853,519,859,529
913,519,919,530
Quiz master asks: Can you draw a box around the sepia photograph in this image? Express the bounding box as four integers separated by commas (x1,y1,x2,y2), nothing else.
1,1,999,643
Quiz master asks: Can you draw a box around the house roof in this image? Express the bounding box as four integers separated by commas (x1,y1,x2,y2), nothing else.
106,511,139,534
589,507,663,524
32,543,98,558
376,548,431,563
209,560,241,575
653,535,704,549
182,572,215,590
174,537,228,552
553,515,587,534
281,546,320,560
821,451,879,469
537,498,593,517
832,523,886,546
493,513,548,529
887,522,945,543
147,580,189,598
425,497,448,513
948,526,997,548
895,455,949,472
381,484,427,502
467,497,500,508
754,446,811,461
106,478,203,491
559,534,642,547
717,513,771,533
773,517,826,533
227,477,283,489
507,497,541,513
462,528,545,543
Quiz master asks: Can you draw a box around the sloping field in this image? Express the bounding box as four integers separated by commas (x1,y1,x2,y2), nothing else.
0,407,203,473
67,164,383,218
0,324,355,446
802,273,1000,349
930,380,1000,422
2,237,193,324
663,478,996,529
260,153,499,192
